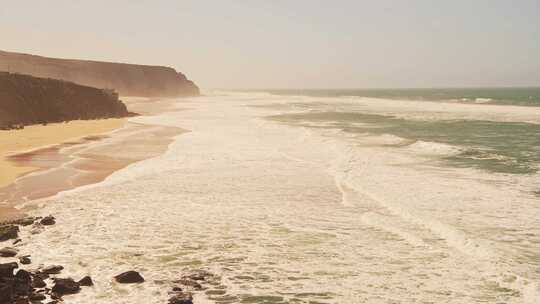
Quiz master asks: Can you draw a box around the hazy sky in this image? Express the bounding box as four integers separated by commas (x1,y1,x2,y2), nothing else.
1,0,539,89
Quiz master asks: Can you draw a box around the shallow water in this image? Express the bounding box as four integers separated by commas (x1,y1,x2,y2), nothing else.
11,92,540,303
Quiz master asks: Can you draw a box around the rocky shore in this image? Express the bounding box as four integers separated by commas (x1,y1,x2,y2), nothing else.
0,216,226,304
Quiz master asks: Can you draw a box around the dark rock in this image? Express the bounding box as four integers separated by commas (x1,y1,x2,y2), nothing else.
32,276,46,288
114,271,144,284
13,239,22,245
0,283,14,303
174,279,202,290
0,262,18,277
0,247,18,257
13,270,32,297
15,269,32,282
78,276,93,286
50,292,62,300
19,256,31,265
42,265,63,275
168,292,193,304
29,292,46,301
51,278,80,295
172,287,183,292
40,216,56,226
185,270,213,281
32,271,49,281
15,297,29,304
10,217,37,226
0,225,19,242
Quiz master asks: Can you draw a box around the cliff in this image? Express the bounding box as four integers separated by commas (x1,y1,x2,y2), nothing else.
0,72,130,128
0,50,199,97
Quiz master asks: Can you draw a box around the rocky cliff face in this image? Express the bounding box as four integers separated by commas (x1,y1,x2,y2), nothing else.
0,72,129,128
0,50,199,97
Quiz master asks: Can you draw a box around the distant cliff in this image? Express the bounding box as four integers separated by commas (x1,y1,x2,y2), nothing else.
0,50,199,97
0,72,130,129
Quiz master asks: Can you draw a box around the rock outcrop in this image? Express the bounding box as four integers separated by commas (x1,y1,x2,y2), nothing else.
0,72,130,128
0,50,199,97
114,271,144,284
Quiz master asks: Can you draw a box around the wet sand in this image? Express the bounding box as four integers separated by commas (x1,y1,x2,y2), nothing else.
1,123,183,208
0,98,185,221
0,119,126,188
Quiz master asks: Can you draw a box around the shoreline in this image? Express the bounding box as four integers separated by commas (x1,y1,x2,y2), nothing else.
0,98,184,222
0,119,126,188
0,119,126,221
0,97,196,303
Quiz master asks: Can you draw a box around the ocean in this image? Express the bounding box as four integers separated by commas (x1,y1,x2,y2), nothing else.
263,87,540,107
263,88,540,174
17,89,540,303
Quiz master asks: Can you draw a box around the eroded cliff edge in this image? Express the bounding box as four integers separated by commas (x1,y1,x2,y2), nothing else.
0,72,130,128
0,50,199,97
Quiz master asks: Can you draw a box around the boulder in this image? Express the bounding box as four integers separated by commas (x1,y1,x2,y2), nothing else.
0,284,14,303
13,270,32,296
78,276,93,286
32,276,46,288
32,271,49,281
0,262,18,277
0,247,18,257
168,292,193,304
114,271,144,284
51,278,80,295
15,269,32,282
19,256,31,265
40,216,56,226
42,265,63,275
0,225,19,242
29,292,47,301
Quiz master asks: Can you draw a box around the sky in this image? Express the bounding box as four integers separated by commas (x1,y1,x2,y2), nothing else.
1,0,539,89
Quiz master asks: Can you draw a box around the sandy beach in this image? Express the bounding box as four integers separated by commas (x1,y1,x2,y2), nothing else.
0,119,126,220
0,119,126,188
0,95,188,223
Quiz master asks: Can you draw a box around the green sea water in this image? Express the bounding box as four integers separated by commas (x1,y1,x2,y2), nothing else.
259,88,540,175
270,112,540,174
261,87,540,107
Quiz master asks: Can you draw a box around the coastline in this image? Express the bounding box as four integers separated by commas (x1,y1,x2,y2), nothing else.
1,92,539,303
0,98,184,222
0,119,126,221
0,119,126,188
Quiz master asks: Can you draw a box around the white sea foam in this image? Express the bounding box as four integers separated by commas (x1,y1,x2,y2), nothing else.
345,96,540,124
11,92,540,303
474,98,493,103
406,140,463,156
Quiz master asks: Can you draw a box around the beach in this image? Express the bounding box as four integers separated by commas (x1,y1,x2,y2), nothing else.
1,91,537,303
0,98,185,222
0,119,125,220
3,3,539,304
0,119,126,188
